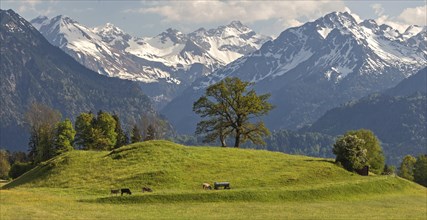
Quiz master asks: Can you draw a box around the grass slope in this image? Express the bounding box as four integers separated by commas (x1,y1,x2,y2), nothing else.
1,140,426,219
3,140,424,198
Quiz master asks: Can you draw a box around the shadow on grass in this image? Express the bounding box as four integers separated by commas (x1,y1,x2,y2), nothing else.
303,159,335,164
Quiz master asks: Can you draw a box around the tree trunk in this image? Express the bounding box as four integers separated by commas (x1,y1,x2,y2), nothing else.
234,131,240,148
220,133,227,147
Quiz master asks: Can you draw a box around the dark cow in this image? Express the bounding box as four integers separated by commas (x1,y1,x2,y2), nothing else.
142,187,153,193
110,189,120,196
121,188,132,196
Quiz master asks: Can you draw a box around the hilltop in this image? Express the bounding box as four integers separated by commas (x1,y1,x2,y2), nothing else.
4,141,424,200
1,141,426,219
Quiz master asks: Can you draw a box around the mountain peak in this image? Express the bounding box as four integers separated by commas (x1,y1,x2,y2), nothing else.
360,19,378,29
94,22,126,35
228,20,245,28
319,11,357,27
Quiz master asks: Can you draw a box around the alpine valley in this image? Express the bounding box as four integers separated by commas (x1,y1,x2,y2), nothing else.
1,9,426,165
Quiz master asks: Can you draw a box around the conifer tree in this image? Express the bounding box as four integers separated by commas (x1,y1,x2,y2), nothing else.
130,124,142,143
113,114,128,149
144,124,156,141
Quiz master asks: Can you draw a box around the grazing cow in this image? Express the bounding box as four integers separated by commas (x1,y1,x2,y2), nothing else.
142,187,153,193
110,189,120,196
202,183,212,190
121,188,132,196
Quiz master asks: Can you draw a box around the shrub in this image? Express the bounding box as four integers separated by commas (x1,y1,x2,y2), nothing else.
9,162,35,179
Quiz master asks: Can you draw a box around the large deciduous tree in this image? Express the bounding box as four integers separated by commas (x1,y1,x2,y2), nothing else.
193,77,273,148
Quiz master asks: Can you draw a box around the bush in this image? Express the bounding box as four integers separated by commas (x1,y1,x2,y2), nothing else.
9,162,35,179
333,130,385,174
333,134,368,172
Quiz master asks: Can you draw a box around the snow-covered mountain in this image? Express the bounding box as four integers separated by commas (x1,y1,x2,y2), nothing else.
30,15,177,84
93,20,271,81
31,15,270,82
162,11,427,133
30,16,270,106
122,21,270,70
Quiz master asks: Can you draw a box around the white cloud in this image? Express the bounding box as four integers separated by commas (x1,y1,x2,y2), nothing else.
125,1,346,27
16,0,56,16
371,3,384,16
398,5,427,26
374,4,426,33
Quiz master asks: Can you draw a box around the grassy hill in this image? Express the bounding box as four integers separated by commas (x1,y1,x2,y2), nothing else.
1,141,426,219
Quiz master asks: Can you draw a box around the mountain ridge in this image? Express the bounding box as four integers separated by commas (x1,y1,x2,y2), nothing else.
162,11,426,133
31,16,271,107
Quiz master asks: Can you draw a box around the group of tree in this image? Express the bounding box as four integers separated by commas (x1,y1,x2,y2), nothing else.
26,103,74,164
74,111,120,150
398,154,427,187
1,105,167,180
26,103,165,165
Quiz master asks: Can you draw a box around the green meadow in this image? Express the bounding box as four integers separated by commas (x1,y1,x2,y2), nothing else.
1,141,426,219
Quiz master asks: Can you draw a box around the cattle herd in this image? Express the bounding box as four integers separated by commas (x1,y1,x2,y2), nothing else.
110,187,152,196
110,182,230,196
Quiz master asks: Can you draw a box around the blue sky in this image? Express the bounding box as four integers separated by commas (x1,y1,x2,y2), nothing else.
1,0,426,37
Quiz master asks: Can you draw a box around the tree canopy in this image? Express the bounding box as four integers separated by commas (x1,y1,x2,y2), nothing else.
54,119,76,154
399,155,416,181
333,134,368,172
345,129,385,174
193,77,273,148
